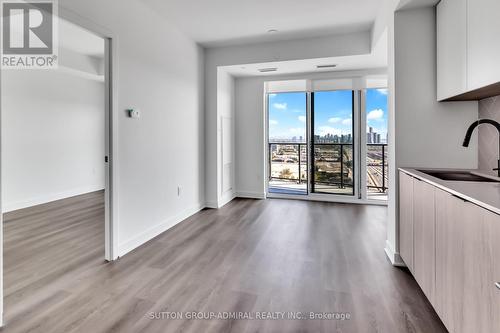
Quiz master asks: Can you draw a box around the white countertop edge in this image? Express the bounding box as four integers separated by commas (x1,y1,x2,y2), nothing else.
399,167,500,216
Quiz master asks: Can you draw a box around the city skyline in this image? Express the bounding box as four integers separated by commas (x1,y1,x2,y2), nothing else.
268,89,388,142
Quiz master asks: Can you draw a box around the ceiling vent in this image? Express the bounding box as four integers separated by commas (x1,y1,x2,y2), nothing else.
258,67,278,73
316,64,338,69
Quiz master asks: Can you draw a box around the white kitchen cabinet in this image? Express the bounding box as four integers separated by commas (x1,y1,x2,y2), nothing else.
398,171,414,272
467,0,500,91
437,0,467,101
437,0,500,100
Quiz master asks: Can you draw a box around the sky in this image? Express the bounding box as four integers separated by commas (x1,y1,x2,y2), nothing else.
365,88,388,139
268,92,307,141
268,88,388,142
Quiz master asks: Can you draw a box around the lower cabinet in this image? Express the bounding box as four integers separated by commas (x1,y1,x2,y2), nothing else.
399,171,500,333
435,188,465,332
487,210,500,332
413,179,436,304
399,172,414,272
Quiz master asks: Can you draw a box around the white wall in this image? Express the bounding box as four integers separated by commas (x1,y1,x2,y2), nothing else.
2,69,105,212
385,5,478,264
43,0,205,256
206,31,372,206
394,8,478,169
234,77,265,197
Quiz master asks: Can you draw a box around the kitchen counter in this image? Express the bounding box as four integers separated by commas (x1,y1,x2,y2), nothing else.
399,167,500,215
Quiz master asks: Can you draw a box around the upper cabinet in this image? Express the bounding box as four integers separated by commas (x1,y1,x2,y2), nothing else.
437,0,500,101
467,0,500,91
436,0,467,101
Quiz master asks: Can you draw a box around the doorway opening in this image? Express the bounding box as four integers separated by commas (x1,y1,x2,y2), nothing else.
1,13,115,325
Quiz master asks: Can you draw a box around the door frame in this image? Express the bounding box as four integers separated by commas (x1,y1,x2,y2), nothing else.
0,6,120,325
265,91,309,196
57,7,119,262
309,89,360,199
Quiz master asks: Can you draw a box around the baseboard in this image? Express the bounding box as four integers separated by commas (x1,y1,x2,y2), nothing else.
205,201,218,209
384,240,406,267
117,203,205,257
3,185,105,213
236,191,266,199
218,191,236,208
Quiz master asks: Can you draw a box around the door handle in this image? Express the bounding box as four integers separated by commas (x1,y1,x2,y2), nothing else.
495,282,500,290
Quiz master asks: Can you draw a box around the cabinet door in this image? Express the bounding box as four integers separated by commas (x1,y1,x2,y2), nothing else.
465,208,500,333
467,0,500,90
399,172,414,272
435,190,466,333
437,0,467,101
437,195,500,333
488,211,500,332
413,179,436,304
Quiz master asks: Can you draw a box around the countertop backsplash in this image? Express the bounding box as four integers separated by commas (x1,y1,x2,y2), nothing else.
478,96,500,176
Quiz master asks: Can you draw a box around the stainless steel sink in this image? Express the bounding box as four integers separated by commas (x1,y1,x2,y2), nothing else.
417,170,500,183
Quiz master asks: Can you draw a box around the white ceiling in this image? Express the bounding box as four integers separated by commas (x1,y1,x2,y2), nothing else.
140,0,384,47
397,0,439,10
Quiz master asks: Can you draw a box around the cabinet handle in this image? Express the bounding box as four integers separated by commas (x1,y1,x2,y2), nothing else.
495,282,500,290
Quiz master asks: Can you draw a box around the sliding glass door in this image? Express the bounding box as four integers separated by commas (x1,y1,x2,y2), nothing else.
311,91,355,195
267,92,308,195
365,88,389,200
266,86,388,202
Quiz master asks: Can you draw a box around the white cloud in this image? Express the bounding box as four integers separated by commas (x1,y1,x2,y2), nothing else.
342,118,352,126
273,102,287,110
328,117,342,124
367,109,384,121
269,119,278,125
376,89,388,95
298,116,306,123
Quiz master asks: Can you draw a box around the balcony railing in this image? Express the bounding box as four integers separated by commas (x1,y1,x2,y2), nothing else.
268,143,307,184
311,143,353,192
268,143,354,191
367,143,388,193
268,142,388,195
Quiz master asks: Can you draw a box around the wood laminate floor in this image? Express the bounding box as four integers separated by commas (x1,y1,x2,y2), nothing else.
2,193,447,333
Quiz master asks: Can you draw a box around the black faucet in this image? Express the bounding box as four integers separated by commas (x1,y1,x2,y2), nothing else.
463,119,500,177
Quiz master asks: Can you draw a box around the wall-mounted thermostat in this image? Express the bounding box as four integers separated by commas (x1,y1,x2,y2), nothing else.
127,109,141,119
